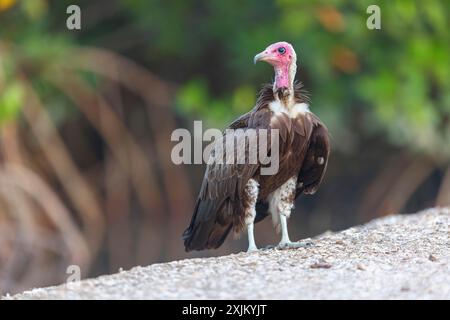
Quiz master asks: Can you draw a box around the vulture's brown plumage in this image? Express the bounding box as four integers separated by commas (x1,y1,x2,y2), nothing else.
183,42,330,252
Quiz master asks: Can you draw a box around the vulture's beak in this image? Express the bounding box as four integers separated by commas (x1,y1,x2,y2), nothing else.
254,50,271,64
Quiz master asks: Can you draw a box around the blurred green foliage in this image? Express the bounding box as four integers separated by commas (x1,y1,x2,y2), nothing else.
123,0,450,157
0,0,449,157
0,82,24,124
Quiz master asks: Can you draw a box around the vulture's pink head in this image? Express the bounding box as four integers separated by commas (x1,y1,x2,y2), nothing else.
254,41,297,90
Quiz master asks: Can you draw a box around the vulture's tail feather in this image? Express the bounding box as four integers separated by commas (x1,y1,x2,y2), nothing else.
182,198,233,252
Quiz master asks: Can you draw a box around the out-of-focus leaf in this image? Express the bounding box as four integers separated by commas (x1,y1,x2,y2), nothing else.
0,82,24,124
231,85,256,113
176,78,209,115
21,0,47,20
0,0,16,11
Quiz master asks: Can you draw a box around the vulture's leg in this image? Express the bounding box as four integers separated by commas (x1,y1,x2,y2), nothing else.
279,214,292,244
279,209,314,249
246,223,257,253
269,176,312,249
278,215,313,249
267,176,295,247
244,179,259,253
277,193,297,249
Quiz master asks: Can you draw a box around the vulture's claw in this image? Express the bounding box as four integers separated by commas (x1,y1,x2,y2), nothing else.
277,241,314,250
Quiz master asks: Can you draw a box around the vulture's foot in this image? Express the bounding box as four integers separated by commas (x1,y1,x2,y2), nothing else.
277,241,314,250
246,245,259,253
261,244,276,251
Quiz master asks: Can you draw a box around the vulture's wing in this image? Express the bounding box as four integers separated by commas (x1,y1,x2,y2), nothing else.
183,107,272,251
296,114,331,197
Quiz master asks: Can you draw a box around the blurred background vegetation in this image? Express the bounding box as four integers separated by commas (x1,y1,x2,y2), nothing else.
0,0,449,294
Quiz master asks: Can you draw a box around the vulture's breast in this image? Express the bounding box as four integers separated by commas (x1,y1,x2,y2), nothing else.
258,101,313,199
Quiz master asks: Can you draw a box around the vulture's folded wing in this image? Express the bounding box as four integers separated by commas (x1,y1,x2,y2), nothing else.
183,107,272,251
296,114,331,197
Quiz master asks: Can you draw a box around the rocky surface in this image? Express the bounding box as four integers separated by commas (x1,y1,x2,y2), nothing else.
3,207,449,300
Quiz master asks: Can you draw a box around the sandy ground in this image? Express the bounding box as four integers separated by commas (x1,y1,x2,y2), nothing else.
3,207,449,300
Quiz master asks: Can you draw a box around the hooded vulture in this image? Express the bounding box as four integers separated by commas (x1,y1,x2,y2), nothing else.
183,41,330,252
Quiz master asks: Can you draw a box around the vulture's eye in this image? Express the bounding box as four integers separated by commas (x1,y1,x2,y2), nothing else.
278,47,286,54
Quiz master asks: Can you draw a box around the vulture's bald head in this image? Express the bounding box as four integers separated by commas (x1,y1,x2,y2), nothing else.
254,41,297,92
